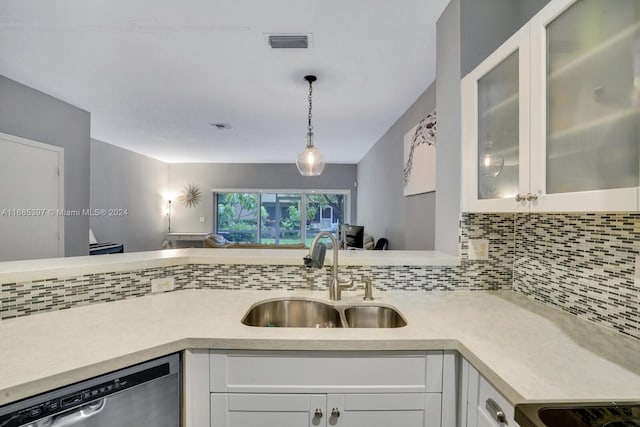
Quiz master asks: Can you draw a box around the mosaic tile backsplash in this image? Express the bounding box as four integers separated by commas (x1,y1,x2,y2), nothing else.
1,212,638,340
0,212,515,319
513,213,639,340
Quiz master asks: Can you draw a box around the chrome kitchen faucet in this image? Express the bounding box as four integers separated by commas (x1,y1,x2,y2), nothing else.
303,231,353,300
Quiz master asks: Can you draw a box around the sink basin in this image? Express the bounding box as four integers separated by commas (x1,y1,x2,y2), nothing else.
242,298,407,328
242,298,343,328
538,406,640,427
515,402,640,427
343,305,407,328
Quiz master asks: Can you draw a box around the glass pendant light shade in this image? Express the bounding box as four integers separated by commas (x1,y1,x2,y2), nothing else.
296,132,325,176
479,140,504,177
297,74,325,176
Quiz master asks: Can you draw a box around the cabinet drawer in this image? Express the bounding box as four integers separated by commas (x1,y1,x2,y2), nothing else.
477,376,518,427
210,350,442,393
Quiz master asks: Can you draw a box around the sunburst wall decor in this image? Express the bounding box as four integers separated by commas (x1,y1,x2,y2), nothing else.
179,184,202,208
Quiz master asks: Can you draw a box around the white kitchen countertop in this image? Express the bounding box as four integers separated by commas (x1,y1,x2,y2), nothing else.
0,289,638,407
0,248,460,284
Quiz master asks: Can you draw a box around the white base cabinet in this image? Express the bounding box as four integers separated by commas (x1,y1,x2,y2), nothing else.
460,358,519,427
198,350,455,427
211,394,325,427
211,392,441,427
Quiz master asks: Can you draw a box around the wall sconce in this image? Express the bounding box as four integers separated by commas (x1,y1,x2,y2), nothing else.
165,200,172,234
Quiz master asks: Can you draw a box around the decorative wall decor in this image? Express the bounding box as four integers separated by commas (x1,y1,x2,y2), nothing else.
179,184,202,208
403,110,436,196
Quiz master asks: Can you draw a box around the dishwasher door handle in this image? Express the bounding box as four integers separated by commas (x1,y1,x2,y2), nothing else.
47,399,106,427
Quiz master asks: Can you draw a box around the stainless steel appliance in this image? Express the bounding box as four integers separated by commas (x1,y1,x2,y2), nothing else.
0,353,181,427
515,402,640,427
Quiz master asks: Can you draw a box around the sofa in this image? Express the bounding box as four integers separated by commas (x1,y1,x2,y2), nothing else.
203,234,306,249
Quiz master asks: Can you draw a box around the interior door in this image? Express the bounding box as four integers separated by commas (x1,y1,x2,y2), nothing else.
0,132,64,261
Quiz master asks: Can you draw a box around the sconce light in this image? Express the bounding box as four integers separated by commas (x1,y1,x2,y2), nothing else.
166,200,172,234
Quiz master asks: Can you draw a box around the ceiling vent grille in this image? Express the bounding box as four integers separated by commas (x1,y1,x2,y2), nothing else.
211,123,232,130
267,34,311,49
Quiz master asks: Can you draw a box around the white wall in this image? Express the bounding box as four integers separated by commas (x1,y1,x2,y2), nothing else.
167,163,357,233
90,139,168,252
357,82,437,250
0,74,90,257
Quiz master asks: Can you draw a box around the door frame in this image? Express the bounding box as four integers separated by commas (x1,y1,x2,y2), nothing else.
0,132,65,257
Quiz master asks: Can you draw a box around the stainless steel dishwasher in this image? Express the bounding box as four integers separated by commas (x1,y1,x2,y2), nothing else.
0,353,181,427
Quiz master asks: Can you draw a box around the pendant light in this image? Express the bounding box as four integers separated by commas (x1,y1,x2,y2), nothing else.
479,139,504,177
296,75,325,176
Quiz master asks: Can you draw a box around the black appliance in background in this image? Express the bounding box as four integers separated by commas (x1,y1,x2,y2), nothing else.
342,224,365,249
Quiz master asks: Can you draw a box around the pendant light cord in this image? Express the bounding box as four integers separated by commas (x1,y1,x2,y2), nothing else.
307,79,313,133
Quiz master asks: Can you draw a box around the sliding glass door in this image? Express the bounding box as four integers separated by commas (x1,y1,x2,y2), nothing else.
215,190,349,246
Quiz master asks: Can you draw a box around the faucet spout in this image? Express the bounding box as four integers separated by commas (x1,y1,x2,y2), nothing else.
306,231,352,301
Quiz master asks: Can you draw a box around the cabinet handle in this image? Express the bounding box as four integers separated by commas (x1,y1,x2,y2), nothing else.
515,194,526,202
314,408,323,418
331,408,341,418
486,398,508,424
526,193,538,202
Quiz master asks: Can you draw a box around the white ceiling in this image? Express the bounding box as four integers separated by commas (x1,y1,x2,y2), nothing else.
0,0,449,164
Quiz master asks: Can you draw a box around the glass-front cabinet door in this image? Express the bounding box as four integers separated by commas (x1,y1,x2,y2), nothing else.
462,26,531,212
530,0,640,211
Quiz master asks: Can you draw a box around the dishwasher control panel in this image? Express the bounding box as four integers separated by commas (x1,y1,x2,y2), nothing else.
0,362,170,427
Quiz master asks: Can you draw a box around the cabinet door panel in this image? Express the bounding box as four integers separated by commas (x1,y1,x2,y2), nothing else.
462,26,531,212
530,0,640,211
210,351,431,393
467,403,478,427
477,407,498,427
211,394,326,427
478,377,516,426
327,393,435,427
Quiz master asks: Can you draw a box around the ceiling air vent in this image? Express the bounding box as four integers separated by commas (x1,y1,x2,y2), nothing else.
266,34,311,49
210,123,231,130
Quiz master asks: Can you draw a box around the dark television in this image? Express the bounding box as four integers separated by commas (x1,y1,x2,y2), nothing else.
342,224,364,249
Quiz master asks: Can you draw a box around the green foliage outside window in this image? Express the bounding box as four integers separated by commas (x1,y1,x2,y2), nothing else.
216,192,346,245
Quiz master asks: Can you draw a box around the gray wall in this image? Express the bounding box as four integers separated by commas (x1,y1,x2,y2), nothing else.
167,163,357,233
518,0,552,24
90,139,169,252
460,0,520,76
434,0,551,255
435,0,463,255
0,74,90,257
357,82,437,250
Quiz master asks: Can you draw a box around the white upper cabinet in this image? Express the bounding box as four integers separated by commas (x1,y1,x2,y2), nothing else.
462,0,640,212
462,27,531,212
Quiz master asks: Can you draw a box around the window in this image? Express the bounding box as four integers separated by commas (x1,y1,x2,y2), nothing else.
304,193,347,245
215,190,349,246
215,193,259,242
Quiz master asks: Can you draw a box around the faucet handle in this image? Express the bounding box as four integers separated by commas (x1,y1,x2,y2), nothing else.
338,275,353,287
362,276,374,301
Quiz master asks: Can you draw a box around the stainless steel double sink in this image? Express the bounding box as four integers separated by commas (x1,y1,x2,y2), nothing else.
241,298,407,328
